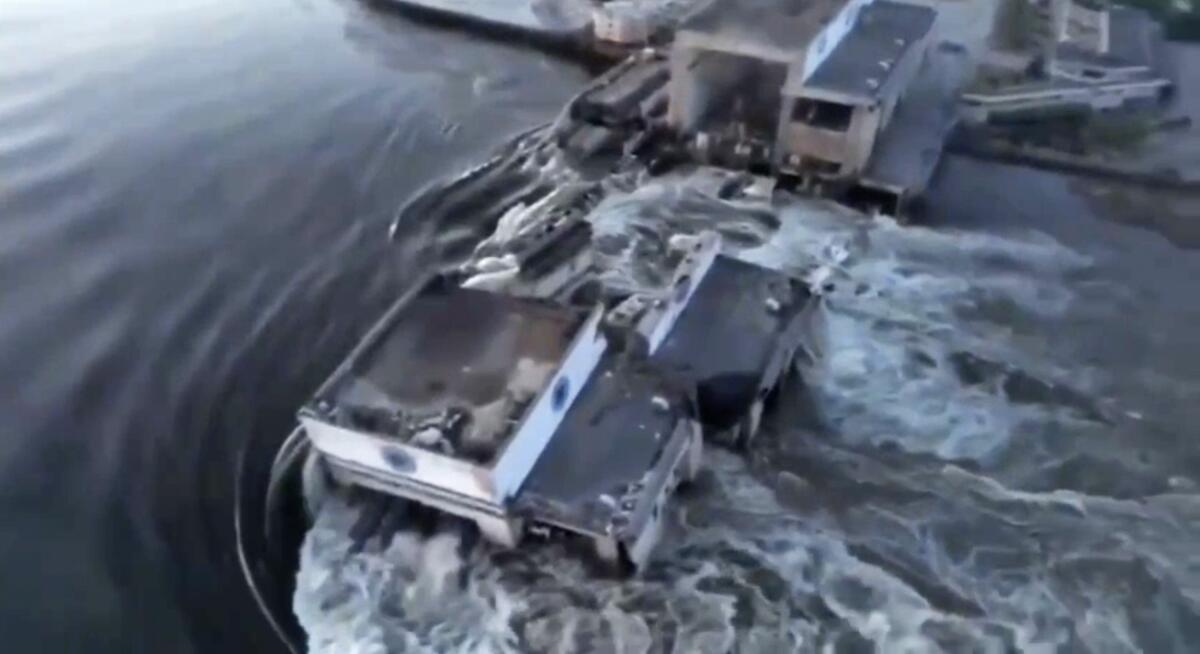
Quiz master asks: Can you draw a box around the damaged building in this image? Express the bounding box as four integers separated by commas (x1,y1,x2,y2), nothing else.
666,0,937,182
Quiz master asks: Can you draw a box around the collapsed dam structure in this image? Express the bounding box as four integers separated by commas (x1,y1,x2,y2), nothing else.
240,0,971,648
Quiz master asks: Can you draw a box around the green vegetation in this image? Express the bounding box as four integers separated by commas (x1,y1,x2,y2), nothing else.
1116,0,1200,41
1082,114,1157,151
1164,12,1200,40
993,103,1094,124
1118,0,1174,16
1123,0,1180,14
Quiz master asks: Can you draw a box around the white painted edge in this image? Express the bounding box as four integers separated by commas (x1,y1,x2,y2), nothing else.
491,304,608,500
301,416,497,503
639,230,721,354
624,418,699,568
322,455,508,522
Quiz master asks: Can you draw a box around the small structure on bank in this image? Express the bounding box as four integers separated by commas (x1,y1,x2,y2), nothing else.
962,0,1172,123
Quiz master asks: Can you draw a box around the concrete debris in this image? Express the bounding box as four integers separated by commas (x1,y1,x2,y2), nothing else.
807,266,835,293
410,427,444,449
474,254,519,273
668,233,701,253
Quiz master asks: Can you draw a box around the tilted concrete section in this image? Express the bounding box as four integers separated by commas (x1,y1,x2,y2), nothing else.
858,41,969,213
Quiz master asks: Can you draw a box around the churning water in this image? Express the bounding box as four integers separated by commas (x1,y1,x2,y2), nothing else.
293,161,1200,652
2,0,1199,652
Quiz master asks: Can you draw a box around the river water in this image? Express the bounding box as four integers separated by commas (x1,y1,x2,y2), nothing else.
0,0,586,651
2,0,1199,652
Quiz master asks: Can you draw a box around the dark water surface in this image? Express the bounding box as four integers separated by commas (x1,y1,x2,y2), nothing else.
0,0,586,650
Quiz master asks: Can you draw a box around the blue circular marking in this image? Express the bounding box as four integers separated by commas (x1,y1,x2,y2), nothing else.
551,377,570,411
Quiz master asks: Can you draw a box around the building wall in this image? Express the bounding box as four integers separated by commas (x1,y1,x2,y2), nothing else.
1041,0,1071,50
1087,81,1164,108
666,0,935,182
775,16,931,178
667,46,703,130
1064,1,1109,52
1033,0,1110,54
778,101,881,175
667,45,790,136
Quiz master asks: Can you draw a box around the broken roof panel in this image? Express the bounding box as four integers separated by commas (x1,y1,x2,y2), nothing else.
790,0,935,101
310,281,592,461
862,44,966,196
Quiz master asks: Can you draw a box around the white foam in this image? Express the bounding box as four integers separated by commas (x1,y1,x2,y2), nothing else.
296,172,1190,652
735,198,1111,459
296,439,1200,653
295,494,529,654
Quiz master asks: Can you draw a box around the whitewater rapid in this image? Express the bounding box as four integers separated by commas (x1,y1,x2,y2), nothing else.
292,173,1200,653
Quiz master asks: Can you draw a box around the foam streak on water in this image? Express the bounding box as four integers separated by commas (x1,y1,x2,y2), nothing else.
295,174,1200,653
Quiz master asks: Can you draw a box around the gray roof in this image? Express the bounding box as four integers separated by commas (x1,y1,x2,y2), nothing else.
515,357,686,537
796,0,936,101
677,0,853,59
